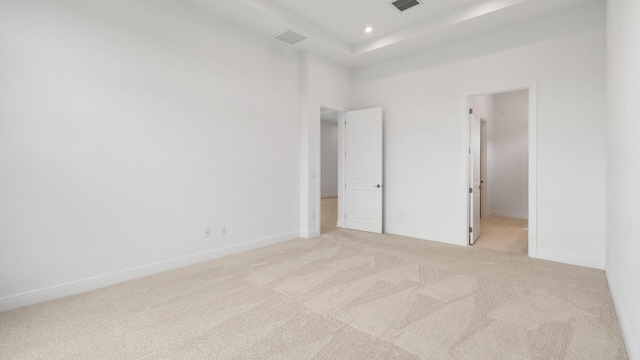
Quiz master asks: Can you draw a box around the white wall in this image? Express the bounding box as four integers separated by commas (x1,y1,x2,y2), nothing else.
321,120,339,197
490,90,529,219
0,0,301,310
605,0,640,358
351,1,606,268
300,53,351,237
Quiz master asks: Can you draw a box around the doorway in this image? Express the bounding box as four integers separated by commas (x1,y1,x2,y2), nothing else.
320,108,340,234
466,81,537,257
317,106,384,236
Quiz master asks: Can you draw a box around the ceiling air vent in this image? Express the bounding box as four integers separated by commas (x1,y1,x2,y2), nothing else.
391,0,422,12
273,30,307,45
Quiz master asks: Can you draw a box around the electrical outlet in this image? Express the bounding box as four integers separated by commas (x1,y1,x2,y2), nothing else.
220,226,226,235
204,228,211,238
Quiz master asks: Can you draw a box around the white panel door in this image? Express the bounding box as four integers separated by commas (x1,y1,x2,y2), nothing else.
469,104,481,244
345,108,383,233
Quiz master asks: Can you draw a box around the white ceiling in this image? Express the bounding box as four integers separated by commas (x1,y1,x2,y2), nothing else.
273,0,481,44
184,0,595,68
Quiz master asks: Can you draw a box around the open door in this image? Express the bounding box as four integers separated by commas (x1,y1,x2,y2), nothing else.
345,108,383,233
469,102,481,244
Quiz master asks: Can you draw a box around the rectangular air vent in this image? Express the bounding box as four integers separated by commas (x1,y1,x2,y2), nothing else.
391,0,422,12
273,30,306,45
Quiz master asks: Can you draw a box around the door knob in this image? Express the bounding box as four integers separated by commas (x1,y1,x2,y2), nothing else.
375,184,381,188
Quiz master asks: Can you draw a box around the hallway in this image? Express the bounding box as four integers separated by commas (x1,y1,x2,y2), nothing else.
321,197,338,234
473,216,528,256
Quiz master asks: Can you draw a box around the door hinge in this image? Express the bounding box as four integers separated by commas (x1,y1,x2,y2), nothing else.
469,227,473,233
469,147,471,154
469,108,473,114
469,187,472,193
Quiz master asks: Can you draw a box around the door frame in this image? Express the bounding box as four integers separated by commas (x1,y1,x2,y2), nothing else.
463,80,538,258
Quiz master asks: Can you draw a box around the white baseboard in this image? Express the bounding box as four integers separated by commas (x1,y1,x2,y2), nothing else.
0,232,299,313
386,228,603,270
299,231,313,238
534,250,604,269
321,193,337,198
605,271,638,360
300,229,321,239
491,211,528,219
385,226,465,247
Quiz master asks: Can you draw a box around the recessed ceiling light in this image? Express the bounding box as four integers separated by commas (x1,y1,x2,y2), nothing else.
364,26,373,33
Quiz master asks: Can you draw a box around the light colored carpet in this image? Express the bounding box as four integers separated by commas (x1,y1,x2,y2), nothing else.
0,230,628,359
321,196,338,234
474,216,528,256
